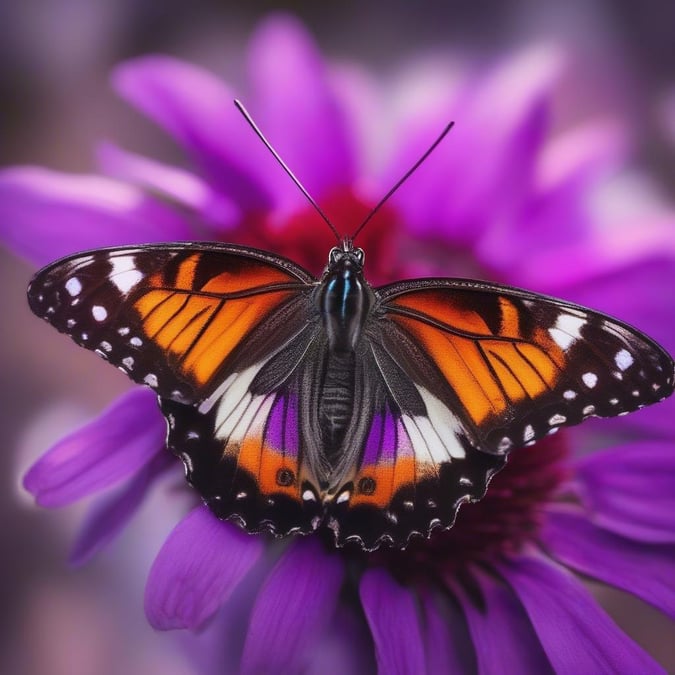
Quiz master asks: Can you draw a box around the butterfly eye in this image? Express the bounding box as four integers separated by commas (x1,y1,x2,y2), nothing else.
354,248,365,267
328,247,343,265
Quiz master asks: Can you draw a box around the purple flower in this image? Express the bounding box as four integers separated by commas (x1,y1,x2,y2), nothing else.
3,14,675,674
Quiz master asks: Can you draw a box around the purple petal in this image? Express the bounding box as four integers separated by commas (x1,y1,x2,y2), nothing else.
97,141,241,232
247,15,356,212
453,570,552,673
304,605,375,675
69,450,174,566
360,568,426,674
574,441,675,543
0,167,193,266
388,47,561,247
541,507,675,618
145,505,263,630
421,591,477,673
112,55,277,211
479,121,627,287
23,388,165,507
240,537,344,674
499,553,665,674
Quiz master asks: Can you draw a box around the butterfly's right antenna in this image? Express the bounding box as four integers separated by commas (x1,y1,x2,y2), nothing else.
234,100,341,243
350,120,455,242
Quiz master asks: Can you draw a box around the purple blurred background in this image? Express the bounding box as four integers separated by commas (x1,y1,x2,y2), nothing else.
1,1,673,673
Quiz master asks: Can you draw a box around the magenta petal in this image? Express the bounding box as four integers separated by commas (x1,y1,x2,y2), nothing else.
69,450,174,566
97,142,241,232
240,537,344,674
0,168,193,266
23,388,165,507
145,505,263,631
454,570,552,673
112,56,275,211
247,15,356,209
360,568,426,674
541,508,675,618
575,441,675,543
499,553,665,674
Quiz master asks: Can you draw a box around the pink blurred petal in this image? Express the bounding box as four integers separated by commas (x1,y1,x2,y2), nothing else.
69,450,174,566
541,507,675,618
240,537,344,674
0,168,194,266
23,388,165,507
112,56,277,211
453,570,552,673
500,553,665,673
145,505,262,630
247,14,357,215
574,441,675,543
360,568,427,674
97,141,241,231
388,46,562,247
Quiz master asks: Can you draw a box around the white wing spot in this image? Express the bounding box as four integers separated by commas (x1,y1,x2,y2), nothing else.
80,332,89,341
582,404,596,416
459,477,473,487
118,327,130,336
92,305,107,322
615,349,634,371
549,413,567,425
336,491,350,504
110,256,143,293
130,336,143,347
549,314,586,350
65,277,82,297
609,398,619,405
582,372,598,388
122,356,134,370
497,436,513,453
99,341,112,352
632,389,640,397
66,319,76,328
563,390,577,400
236,491,247,500
523,425,535,442
302,490,316,502
144,373,158,387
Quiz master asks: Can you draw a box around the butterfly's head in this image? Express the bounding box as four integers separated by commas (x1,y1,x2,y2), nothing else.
326,239,365,275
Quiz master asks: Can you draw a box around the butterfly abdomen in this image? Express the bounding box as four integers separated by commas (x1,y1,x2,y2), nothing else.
319,350,356,462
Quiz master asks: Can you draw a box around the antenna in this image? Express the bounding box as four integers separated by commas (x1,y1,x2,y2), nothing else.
350,121,454,242
234,100,341,242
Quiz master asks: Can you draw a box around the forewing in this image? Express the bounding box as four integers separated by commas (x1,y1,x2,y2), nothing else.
376,278,674,454
27,243,315,404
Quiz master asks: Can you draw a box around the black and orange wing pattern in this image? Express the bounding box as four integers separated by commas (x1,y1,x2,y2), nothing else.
376,278,674,454
28,243,315,403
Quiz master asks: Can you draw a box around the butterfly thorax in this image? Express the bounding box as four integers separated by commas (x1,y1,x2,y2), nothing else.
316,246,374,465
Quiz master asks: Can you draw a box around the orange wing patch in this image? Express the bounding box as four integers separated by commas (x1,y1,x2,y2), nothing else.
391,312,565,426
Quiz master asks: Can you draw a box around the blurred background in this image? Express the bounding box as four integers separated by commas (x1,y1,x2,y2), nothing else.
1,1,674,673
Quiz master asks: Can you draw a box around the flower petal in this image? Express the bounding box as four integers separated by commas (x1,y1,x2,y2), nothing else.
360,568,426,675
112,55,276,211
97,141,241,231
388,46,561,246
145,505,263,630
23,388,165,507
574,441,675,542
453,570,553,673
69,450,174,566
0,167,193,266
240,537,344,674
247,14,356,211
541,508,675,618
499,553,666,674
421,591,477,673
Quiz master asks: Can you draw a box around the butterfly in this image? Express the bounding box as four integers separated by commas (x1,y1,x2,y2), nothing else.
27,105,675,551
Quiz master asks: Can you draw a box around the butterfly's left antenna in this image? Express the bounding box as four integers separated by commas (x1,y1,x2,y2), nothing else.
234,100,341,243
